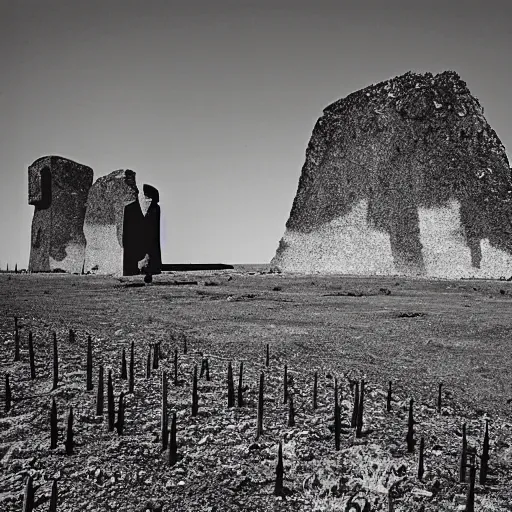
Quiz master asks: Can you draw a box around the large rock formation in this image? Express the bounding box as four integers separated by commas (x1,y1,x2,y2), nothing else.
271,71,512,278
84,171,162,275
28,156,93,273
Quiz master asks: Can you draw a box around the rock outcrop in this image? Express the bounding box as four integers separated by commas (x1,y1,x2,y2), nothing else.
83,169,139,275
271,71,512,278
83,171,162,275
28,156,93,273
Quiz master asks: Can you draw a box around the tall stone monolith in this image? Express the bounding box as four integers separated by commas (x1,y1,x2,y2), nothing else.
28,156,93,273
83,169,139,275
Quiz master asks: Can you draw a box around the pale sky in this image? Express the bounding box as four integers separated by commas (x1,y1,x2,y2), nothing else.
1,0,511,267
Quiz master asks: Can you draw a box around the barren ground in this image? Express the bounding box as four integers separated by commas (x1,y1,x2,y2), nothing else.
1,268,511,511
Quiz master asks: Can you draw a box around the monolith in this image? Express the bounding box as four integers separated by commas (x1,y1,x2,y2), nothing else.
271,71,512,278
28,156,93,273
83,169,139,275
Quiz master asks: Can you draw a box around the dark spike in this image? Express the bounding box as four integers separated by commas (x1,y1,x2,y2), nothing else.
28,331,36,380
465,454,476,512
205,358,210,381
161,371,168,450
86,336,93,391
283,364,288,404
96,365,104,416
256,372,264,439
237,361,244,407
406,399,415,453
437,382,443,413
288,395,295,427
52,332,58,391
265,343,269,367
21,475,34,512
334,377,340,451
50,398,58,449
227,362,235,407
418,437,425,480
129,340,134,394
173,348,178,385
14,317,20,361
168,412,177,466
121,348,127,380
107,370,115,432
313,371,318,410
48,479,58,512
146,346,151,379
116,392,125,435
460,423,467,482
200,358,206,378
153,342,159,370
14,332,20,361
351,381,360,428
65,406,74,455
479,419,490,485
183,336,187,355
274,441,284,496
69,328,75,344
386,380,392,412
192,365,198,417
4,374,11,413
15,263,18,274
356,379,365,438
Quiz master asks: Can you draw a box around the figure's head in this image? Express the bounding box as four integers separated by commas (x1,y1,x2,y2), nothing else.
143,184,159,203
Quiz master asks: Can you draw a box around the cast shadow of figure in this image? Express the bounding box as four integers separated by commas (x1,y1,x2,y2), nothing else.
123,184,162,276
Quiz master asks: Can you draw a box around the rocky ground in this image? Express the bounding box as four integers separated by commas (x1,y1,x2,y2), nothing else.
1,269,511,511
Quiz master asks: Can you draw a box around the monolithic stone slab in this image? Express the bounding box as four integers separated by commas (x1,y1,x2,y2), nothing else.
83,169,139,275
28,156,93,273
271,71,512,278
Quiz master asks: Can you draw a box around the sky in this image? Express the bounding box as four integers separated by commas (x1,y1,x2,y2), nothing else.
1,0,511,267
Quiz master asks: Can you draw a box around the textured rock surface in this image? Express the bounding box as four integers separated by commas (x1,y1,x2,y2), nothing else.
271,71,512,278
83,170,139,275
28,156,93,273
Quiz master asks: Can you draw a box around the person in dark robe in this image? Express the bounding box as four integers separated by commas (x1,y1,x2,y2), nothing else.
122,184,162,276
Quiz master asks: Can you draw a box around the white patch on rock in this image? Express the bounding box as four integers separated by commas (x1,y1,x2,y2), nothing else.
418,200,472,277
419,200,512,278
273,199,512,278
84,224,123,275
49,243,85,274
272,200,395,275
